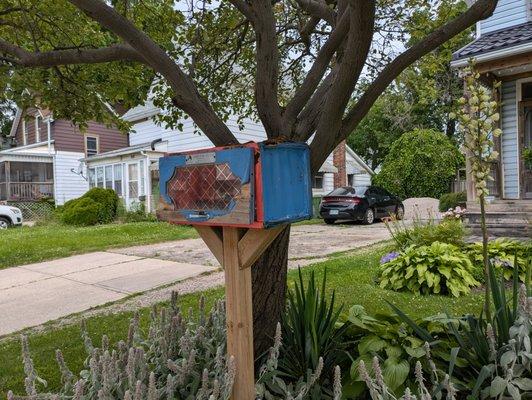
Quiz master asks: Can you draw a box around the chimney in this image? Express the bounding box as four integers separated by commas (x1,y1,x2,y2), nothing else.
333,140,347,188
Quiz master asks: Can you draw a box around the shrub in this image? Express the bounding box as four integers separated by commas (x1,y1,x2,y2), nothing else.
60,188,119,226
60,197,103,226
372,129,463,199
386,216,466,250
81,187,119,223
439,191,466,212
466,238,532,282
379,242,479,297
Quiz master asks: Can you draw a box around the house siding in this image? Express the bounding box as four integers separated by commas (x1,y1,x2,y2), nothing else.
129,116,265,151
53,151,89,205
480,0,528,34
14,108,45,146
501,80,520,199
52,120,128,154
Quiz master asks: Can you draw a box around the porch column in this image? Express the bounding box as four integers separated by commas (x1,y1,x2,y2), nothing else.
5,161,10,201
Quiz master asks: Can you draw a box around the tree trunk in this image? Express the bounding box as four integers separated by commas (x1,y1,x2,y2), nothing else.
479,193,491,321
251,224,290,363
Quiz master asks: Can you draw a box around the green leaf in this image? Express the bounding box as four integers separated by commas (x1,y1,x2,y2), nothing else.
358,335,387,355
382,357,410,391
490,376,508,398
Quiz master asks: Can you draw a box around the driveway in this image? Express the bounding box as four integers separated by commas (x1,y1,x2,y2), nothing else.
0,222,390,336
110,222,391,268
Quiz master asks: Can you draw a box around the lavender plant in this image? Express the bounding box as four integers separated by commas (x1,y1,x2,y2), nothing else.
9,292,344,400
8,293,235,400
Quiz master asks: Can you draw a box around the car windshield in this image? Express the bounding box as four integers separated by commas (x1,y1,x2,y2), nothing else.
328,186,368,196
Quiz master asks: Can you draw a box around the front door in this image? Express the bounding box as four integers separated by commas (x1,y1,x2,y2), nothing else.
125,162,140,209
519,102,532,199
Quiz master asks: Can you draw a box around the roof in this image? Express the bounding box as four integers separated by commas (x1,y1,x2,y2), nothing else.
452,21,532,63
122,100,160,122
81,141,165,162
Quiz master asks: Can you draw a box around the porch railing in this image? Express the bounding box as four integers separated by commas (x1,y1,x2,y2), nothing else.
0,182,54,201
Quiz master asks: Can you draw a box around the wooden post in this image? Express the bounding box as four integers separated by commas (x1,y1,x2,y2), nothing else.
223,227,255,400
196,225,283,399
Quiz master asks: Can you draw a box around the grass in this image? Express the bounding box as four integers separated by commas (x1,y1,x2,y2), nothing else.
0,222,197,270
0,242,484,397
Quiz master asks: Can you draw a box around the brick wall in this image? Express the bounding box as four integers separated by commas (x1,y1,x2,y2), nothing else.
333,140,346,187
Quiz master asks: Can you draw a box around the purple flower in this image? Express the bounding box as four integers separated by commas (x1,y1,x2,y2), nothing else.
380,251,400,264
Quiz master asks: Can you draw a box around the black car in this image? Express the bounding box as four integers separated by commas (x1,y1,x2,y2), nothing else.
319,186,404,225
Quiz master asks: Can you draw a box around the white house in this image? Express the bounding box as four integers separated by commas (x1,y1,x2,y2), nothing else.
82,101,374,212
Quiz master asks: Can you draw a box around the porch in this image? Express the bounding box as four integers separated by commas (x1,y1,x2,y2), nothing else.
0,161,54,201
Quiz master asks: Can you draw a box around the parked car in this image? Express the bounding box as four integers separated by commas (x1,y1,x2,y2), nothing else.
319,186,404,225
0,204,23,229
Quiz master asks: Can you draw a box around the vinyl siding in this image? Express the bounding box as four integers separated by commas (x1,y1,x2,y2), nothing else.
480,0,528,34
53,151,89,205
129,116,266,151
14,109,45,146
52,120,128,154
501,81,520,199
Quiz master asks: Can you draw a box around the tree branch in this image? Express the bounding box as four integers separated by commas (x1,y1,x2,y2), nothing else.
0,40,143,66
283,11,350,128
339,0,498,141
295,0,336,26
69,0,238,146
247,1,283,136
226,0,255,22
309,0,376,172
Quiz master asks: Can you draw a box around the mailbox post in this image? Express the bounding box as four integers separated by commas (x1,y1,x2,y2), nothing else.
157,142,312,399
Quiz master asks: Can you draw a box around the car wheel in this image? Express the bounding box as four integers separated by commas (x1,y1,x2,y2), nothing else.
395,205,405,220
362,208,375,225
324,219,335,225
0,217,11,229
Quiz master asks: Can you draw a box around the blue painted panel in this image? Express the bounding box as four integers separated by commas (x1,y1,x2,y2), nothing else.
159,147,254,222
480,0,527,34
501,81,520,199
260,143,313,226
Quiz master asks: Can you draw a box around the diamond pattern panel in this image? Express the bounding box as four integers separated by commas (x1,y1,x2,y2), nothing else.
167,163,242,211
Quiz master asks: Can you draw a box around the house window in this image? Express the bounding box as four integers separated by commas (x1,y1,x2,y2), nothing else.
22,119,28,145
35,115,41,142
88,168,96,188
313,172,324,190
348,174,354,187
128,163,139,198
85,136,99,157
105,165,113,189
114,164,123,196
96,166,104,187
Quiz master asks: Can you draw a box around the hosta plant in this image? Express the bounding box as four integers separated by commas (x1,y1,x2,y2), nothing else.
379,242,479,297
344,305,430,396
466,238,531,282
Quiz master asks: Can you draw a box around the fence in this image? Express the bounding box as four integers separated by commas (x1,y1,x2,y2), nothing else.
7,201,55,222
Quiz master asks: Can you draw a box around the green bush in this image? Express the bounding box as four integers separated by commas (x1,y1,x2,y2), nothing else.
81,187,119,223
465,238,531,282
439,191,466,212
386,217,466,249
379,242,479,297
60,197,103,226
59,188,119,226
373,129,463,199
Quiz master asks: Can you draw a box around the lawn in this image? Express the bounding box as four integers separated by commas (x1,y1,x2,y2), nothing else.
0,242,484,397
0,222,197,270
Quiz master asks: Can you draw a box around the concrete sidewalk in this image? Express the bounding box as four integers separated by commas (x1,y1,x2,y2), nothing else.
0,252,215,335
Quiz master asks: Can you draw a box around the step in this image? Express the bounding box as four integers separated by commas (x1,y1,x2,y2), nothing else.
465,212,531,225
467,223,530,238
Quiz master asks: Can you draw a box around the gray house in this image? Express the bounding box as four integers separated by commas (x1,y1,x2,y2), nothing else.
451,0,532,236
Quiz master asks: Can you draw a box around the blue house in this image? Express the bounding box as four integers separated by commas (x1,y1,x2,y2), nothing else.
451,0,531,236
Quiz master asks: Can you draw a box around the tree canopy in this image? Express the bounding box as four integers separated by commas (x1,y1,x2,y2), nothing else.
0,0,497,173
